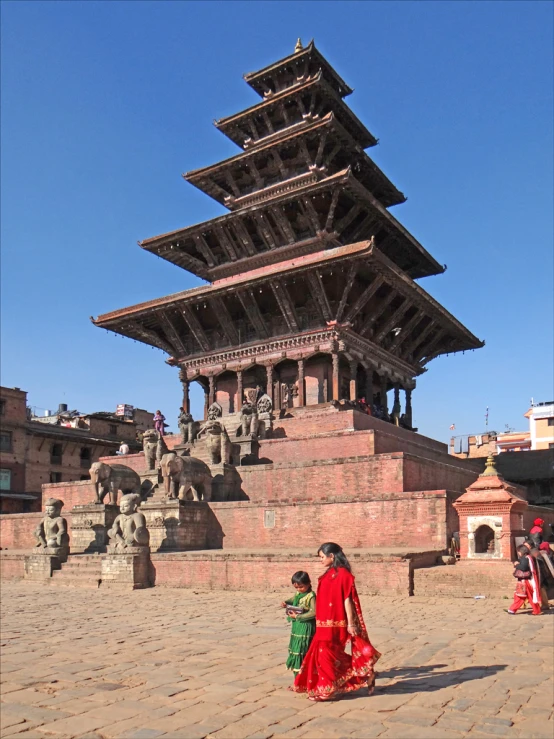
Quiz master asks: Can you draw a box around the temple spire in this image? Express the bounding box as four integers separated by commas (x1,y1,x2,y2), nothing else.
482,454,498,477
294,38,303,53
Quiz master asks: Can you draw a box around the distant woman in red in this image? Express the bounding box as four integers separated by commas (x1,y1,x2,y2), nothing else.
293,542,381,701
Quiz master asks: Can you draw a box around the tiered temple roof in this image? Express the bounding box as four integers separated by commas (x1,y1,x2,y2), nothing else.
93,41,483,404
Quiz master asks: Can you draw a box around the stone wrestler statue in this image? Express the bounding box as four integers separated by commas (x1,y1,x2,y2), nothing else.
107,493,150,550
34,498,69,550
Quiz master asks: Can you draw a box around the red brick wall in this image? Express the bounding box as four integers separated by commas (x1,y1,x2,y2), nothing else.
42,480,96,511
0,554,25,580
207,492,453,550
151,552,412,595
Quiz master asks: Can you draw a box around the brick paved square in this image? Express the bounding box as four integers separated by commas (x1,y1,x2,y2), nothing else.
1,583,552,739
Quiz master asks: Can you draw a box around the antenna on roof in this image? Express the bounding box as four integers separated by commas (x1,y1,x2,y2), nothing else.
295,38,303,53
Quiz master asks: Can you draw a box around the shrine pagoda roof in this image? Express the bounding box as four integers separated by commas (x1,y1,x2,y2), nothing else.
215,73,377,150
243,40,353,99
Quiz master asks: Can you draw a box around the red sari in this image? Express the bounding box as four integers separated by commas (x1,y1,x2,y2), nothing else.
292,566,381,699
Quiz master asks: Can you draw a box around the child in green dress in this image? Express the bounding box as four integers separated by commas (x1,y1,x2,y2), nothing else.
281,571,316,674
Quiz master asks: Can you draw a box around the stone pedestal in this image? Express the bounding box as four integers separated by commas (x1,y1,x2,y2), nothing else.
101,546,151,589
210,463,241,500
258,412,273,439
71,504,119,553
139,469,161,501
232,438,260,467
140,500,209,551
24,548,67,579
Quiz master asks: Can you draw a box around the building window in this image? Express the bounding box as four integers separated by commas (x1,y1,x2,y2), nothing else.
80,447,91,468
0,431,12,452
0,400,5,415
49,472,62,483
109,424,118,436
548,418,554,426
50,443,63,465
0,469,11,490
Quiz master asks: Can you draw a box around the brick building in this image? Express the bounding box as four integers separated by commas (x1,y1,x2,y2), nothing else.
0,386,153,513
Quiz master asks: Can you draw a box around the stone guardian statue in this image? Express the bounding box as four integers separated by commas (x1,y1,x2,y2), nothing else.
107,494,150,551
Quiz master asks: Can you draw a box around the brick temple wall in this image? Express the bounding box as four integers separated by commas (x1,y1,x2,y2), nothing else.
206,492,455,550
150,551,414,595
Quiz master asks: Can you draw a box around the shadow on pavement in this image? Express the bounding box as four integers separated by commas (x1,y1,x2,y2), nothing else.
373,663,508,694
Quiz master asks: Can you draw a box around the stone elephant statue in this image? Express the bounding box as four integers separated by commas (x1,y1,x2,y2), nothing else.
89,462,141,505
160,452,212,502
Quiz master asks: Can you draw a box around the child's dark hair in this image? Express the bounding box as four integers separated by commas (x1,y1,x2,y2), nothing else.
318,542,352,573
516,544,529,556
291,571,311,586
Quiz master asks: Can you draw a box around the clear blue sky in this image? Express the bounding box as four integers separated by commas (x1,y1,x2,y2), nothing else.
1,0,552,440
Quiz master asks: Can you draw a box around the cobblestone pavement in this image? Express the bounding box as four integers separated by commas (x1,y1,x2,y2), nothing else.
1,582,552,739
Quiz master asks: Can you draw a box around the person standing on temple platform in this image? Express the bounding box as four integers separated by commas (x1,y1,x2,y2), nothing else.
507,544,541,615
153,410,166,436
255,385,263,402
529,518,545,547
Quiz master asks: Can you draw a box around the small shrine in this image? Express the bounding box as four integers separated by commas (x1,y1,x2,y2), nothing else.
453,455,528,560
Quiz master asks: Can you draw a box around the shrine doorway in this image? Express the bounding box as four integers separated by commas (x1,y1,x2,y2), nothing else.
474,525,495,554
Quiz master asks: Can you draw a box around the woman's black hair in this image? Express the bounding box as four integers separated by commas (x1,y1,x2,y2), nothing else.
516,544,529,556
291,571,311,586
318,542,352,572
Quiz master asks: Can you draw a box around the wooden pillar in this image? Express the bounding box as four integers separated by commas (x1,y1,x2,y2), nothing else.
178,368,190,414
266,365,274,408
208,375,215,408
380,374,389,414
297,359,305,407
392,383,401,424
332,353,340,401
203,386,209,421
365,368,373,405
236,370,243,410
349,360,358,402
405,388,413,429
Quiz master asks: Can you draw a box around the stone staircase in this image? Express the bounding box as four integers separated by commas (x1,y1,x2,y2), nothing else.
50,553,105,588
413,560,514,598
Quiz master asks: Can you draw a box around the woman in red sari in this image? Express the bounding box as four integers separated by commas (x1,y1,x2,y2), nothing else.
293,542,381,701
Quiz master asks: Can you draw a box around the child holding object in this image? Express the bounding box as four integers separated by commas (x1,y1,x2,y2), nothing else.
281,571,316,675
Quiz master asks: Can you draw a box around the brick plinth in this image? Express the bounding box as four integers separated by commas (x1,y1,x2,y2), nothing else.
140,500,209,551
24,553,61,580
101,547,151,589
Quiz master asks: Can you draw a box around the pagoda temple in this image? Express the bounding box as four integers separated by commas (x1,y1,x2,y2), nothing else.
93,41,483,425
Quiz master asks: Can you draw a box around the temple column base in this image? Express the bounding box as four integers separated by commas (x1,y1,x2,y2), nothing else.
71,504,119,553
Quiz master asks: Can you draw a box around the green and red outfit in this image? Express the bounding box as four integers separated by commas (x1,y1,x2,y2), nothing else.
284,590,316,673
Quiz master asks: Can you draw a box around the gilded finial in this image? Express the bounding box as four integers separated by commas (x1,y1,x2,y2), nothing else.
482,454,498,477
294,38,303,53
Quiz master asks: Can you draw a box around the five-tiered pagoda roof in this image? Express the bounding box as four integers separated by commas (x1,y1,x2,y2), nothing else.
93,41,483,414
